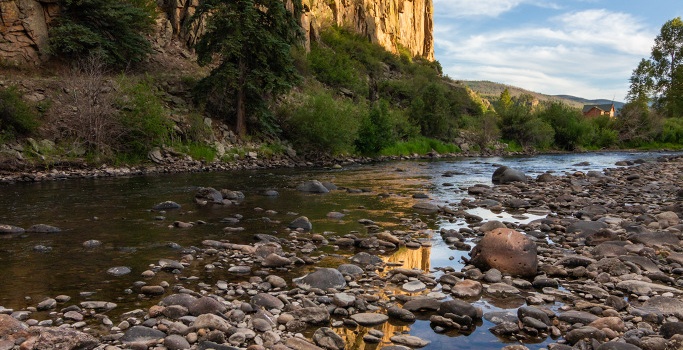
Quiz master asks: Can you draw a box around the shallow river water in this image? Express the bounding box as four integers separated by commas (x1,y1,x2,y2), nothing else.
0,151,677,349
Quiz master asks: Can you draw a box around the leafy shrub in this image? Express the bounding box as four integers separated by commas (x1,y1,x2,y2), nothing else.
467,111,500,149
183,112,213,143
49,0,154,67
499,103,554,150
586,115,618,148
308,43,367,96
409,82,455,139
537,102,591,150
282,89,362,154
116,76,174,157
355,100,396,154
660,117,683,144
0,86,38,140
617,101,663,146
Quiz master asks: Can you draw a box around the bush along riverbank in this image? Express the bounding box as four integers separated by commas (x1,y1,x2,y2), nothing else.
1,155,683,349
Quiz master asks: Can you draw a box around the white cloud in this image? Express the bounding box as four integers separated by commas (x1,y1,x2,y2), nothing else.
433,0,561,18
434,8,656,99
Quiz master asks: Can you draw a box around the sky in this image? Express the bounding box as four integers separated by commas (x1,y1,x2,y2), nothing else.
433,0,683,101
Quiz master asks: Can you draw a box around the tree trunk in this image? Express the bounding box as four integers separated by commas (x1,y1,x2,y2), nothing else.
236,57,247,138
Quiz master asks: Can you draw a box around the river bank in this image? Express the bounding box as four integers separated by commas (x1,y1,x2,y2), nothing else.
0,145,675,185
1,153,682,350
0,148,508,184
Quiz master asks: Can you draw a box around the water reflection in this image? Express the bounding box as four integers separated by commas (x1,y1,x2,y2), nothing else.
0,152,677,349
384,246,432,272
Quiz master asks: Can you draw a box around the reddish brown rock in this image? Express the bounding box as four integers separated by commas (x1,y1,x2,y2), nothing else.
469,228,538,277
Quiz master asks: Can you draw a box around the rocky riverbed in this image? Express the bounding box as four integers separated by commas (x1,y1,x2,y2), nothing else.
1,155,683,350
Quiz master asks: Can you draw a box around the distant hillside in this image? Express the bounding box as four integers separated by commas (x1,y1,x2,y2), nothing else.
461,80,624,111
554,95,625,111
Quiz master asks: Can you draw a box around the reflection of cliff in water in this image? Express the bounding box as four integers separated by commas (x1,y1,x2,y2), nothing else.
334,245,434,349
337,319,415,350
383,246,432,272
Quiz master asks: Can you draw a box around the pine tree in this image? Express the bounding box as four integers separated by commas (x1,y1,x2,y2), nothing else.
193,0,303,137
49,0,155,67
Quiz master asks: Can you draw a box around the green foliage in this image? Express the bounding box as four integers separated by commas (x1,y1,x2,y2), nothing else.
258,141,287,158
308,43,367,96
355,100,396,154
49,0,154,67
379,137,460,156
281,89,362,154
0,86,39,141
498,98,554,150
536,102,591,150
504,140,524,152
464,111,500,149
660,117,683,143
587,116,618,149
193,0,303,137
116,76,174,157
617,100,663,146
177,143,217,163
498,88,513,113
627,17,683,117
409,82,455,139
184,112,213,143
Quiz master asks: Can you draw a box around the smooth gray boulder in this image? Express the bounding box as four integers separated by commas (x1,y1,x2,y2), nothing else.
294,268,346,290
288,216,312,231
492,166,526,184
297,180,330,193
120,326,166,344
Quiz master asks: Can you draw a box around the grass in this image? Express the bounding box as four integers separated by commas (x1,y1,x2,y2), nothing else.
175,143,217,163
503,140,524,152
379,137,460,156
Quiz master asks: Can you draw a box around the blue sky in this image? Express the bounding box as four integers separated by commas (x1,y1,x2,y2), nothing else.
433,0,683,100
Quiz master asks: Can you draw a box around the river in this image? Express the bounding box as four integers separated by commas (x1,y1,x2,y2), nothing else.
0,151,675,349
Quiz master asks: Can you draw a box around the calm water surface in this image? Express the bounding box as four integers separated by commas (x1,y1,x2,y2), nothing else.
0,151,675,349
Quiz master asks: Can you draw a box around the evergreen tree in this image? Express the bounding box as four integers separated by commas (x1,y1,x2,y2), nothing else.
49,0,155,67
499,87,513,113
193,0,303,137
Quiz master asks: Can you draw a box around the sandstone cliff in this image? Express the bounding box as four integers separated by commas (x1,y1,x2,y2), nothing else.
0,0,433,65
300,0,433,60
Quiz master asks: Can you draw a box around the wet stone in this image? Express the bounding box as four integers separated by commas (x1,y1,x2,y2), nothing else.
350,313,389,326
37,298,56,311
82,240,101,248
153,201,181,210
107,266,131,276
402,280,426,293
189,297,227,316
140,285,165,295
0,224,24,234
251,293,284,310
27,224,61,233
228,265,252,273
294,268,346,290
164,334,191,350
390,335,431,348
313,327,345,350
387,307,416,322
120,325,166,344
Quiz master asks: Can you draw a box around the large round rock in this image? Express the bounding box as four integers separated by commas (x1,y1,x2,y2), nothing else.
294,268,346,290
469,228,537,277
492,166,527,184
